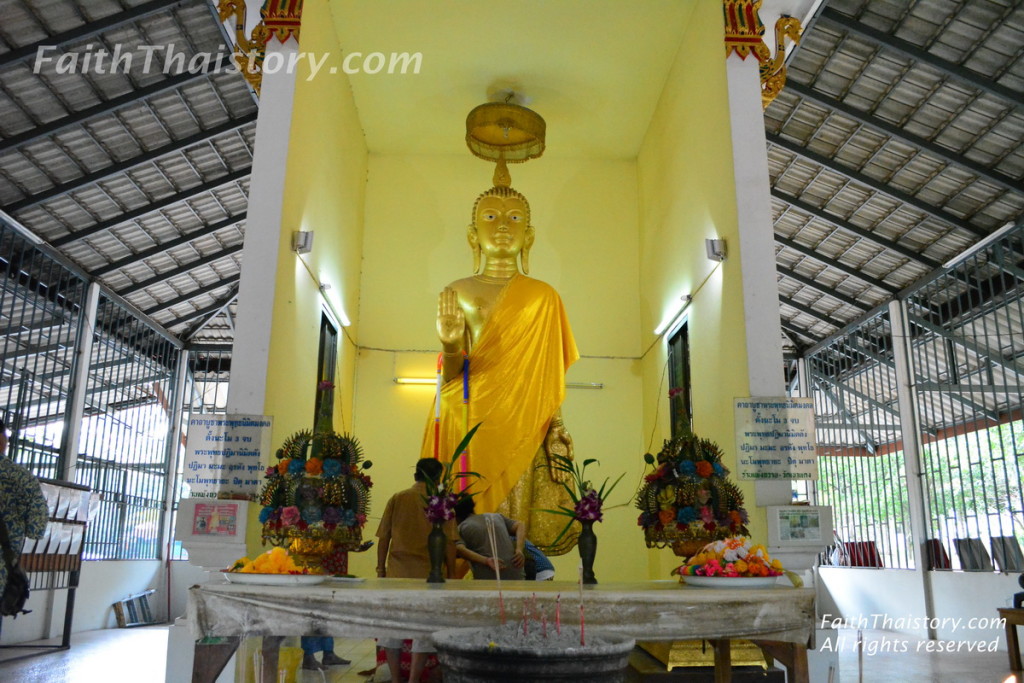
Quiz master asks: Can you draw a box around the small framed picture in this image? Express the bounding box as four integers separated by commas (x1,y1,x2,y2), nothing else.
767,505,832,547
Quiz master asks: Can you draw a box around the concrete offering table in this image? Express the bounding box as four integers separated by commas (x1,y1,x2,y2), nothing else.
188,578,815,683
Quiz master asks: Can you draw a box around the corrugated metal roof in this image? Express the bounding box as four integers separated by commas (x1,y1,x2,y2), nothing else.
0,0,254,343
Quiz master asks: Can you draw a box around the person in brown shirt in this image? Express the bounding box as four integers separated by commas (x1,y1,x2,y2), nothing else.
375,458,457,682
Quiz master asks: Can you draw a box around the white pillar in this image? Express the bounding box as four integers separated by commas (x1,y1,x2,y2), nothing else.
228,39,300,416
60,280,100,481
725,52,789,506
889,299,937,639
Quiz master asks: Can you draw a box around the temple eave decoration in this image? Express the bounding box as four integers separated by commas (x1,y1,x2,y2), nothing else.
217,0,304,96
723,0,802,109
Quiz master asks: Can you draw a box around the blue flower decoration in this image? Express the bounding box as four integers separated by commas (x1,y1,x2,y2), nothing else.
288,458,306,476
322,459,343,479
340,509,357,527
259,506,275,524
712,462,725,476
301,505,323,524
677,461,697,477
676,506,698,524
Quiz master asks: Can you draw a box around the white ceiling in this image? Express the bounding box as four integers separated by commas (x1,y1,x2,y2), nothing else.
328,0,699,159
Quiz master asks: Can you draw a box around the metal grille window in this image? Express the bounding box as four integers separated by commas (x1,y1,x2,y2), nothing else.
76,295,181,560
808,310,914,569
903,224,1024,572
168,346,231,561
0,221,87,479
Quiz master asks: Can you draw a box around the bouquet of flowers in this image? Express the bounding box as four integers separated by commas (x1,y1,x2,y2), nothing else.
258,427,373,550
539,454,624,546
635,426,748,554
673,536,784,578
423,423,482,524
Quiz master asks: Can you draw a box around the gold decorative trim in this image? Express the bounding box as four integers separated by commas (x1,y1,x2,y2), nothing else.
723,0,766,61
217,0,268,95
217,0,304,96
262,0,303,44
723,1,802,109
760,16,802,109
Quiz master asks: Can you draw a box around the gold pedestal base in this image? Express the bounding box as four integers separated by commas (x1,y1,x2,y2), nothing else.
638,640,767,672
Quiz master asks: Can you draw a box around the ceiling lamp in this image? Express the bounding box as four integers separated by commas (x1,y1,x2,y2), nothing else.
466,95,546,186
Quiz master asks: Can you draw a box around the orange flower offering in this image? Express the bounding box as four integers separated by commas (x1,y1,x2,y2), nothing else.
304,457,323,475
674,536,784,578
227,547,311,574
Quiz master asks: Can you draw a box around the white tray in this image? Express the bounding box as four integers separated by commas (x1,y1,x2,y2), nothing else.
221,572,326,586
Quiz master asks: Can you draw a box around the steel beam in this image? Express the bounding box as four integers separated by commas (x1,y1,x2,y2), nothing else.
767,131,989,240
142,274,240,316
848,335,999,423
776,264,870,311
772,187,941,270
6,116,256,214
178,288,239,337
52,169,249,247
818,8,1024,111
0,63,227,155
779,294,848,330
780,318,818,347
116,244,243,296
906,313,1024,378
811,375,879,453
784,81,1024,195
775,234,899,295
0,0,183,69
93,213,246,277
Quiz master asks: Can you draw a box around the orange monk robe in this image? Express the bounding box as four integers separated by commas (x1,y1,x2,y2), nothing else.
422,275,578,514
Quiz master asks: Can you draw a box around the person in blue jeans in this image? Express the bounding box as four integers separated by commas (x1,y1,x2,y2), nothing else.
523,540,555,581
301,636,349,671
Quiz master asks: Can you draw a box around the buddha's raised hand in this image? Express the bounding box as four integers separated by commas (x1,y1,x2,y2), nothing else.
437,287,465,348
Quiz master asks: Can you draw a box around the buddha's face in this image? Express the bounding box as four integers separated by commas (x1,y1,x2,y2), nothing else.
473,195,533,259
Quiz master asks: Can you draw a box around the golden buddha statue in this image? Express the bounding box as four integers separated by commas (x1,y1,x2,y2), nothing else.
421,184,579,555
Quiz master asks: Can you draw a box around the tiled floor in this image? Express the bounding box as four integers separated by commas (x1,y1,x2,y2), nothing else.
0,626,1019,682
832,629,1018,683
0,627,379,683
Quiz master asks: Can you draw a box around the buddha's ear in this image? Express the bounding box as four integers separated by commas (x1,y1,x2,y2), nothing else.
467,224,481,273
521,225,535,275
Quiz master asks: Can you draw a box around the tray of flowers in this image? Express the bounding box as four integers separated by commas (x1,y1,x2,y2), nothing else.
222,547,325,586
672,537,797,588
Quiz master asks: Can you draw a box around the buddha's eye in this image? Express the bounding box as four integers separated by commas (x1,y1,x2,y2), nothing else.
483,212,496,220
510,215,522,222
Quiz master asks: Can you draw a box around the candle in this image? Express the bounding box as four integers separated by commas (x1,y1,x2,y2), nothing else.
555,594,561,634
542,610,548,638
523,599,529,636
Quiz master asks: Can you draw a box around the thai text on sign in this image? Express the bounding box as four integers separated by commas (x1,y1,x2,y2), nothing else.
183,414,273,498
734,397,817,480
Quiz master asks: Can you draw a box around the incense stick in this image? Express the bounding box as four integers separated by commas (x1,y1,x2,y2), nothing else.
485,515,505,623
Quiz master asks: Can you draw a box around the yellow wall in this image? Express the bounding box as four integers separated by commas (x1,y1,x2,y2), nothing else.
348,154,647,580
636,0,765,578
250,2,368,550
254,1,764,583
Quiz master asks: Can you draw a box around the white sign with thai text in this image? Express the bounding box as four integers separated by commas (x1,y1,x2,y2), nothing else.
734,397,817,480
183,414,273,498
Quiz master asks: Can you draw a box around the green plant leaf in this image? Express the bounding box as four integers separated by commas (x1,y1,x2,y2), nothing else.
451,422,482,464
